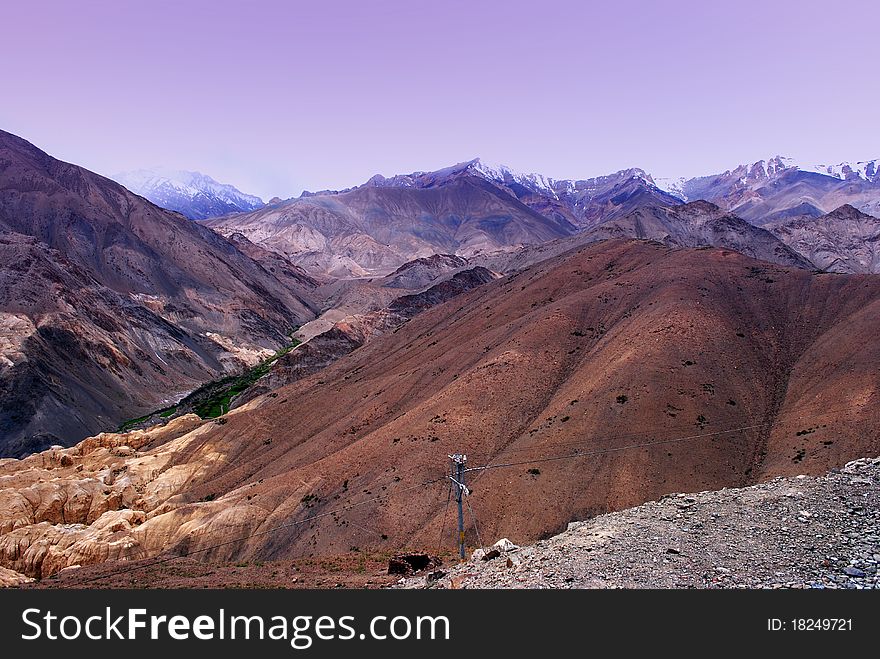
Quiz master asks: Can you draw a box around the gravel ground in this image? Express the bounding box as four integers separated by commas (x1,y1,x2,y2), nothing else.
401,457,880,589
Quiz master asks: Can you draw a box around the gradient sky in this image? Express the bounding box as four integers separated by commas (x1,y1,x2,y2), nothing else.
2,0,877,199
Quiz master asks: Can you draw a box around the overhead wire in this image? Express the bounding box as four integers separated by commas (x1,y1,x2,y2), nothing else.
463,398,872,472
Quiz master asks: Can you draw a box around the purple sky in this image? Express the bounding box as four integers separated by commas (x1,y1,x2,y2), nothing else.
2,0,877,199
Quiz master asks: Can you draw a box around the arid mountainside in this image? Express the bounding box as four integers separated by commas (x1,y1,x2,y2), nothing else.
0,130,317,337
379,254,470,289
204,173,576,277
473,201,815,273
0,233,225,457
237,266,499,406
1,240,878,580
768,205,880,274
587,201,814,269
0,130,319,455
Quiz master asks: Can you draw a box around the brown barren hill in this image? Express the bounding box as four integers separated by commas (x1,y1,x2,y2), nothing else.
1,240,879,579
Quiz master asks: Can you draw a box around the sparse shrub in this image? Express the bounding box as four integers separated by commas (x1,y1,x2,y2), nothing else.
616,395,628,404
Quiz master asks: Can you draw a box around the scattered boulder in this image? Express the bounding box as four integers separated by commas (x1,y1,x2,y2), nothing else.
493,538,519,552
387,553,439,576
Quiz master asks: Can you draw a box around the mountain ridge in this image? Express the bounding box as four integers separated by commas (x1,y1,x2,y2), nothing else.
0,129,317,455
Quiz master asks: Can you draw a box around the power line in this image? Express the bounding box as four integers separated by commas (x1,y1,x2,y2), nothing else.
464,398,871,463
464,423,763,473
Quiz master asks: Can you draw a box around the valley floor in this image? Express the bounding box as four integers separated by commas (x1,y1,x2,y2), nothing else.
400,456,880,589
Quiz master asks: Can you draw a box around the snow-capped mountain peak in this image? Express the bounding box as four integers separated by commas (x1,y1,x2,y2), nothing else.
800,159,879,182
729,156,879,183
466,158,661,199
112,167,264,220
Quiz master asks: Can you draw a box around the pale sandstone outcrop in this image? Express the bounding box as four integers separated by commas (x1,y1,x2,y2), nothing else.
0,415,231,580
0,565,33,587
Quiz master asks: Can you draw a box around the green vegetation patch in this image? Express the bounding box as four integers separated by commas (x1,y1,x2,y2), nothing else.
188,339,300,419
117,337,300,429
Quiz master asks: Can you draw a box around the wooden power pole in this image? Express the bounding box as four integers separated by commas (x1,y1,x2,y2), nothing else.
449,453,468,560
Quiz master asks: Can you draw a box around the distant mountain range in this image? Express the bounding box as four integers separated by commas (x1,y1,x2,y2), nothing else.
656,156,880,223
202,155,880,276
112,168,264,220
204,163,580,277
203,159,685,277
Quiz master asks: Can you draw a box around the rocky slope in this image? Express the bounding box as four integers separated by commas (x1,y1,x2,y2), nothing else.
380,254,470,289
237,266,499,406
0,240,877,581
473,201,815,272
112,168,264,220
0,130,318,455
587,201,814,269
402,456,880,589
768,205,880,274
0,415,216,578
0,233,226,457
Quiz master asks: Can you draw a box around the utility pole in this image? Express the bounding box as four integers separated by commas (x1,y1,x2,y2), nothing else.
449,453,468,560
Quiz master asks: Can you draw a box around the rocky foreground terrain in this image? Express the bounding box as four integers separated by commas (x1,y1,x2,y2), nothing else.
402,457,880,589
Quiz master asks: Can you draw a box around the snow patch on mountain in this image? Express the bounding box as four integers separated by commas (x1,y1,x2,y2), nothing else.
113,167,264,219
726,156,879,183
467,158,663,198
653,176,689,201
801,160,879,182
